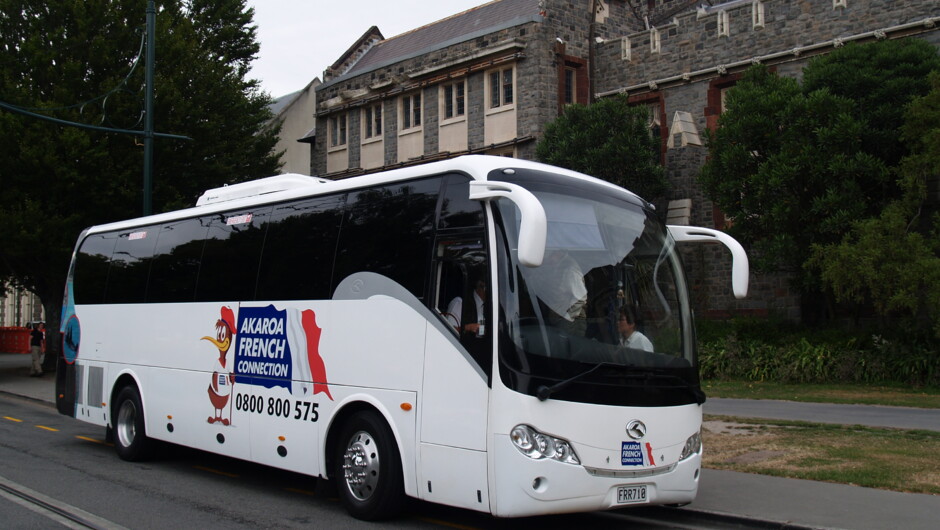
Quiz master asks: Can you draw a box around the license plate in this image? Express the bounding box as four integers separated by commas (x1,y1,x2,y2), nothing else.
617,485,648,504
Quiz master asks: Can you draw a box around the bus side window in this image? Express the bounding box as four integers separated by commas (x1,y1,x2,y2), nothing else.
434,236,491,377
436,261,464,329
104,226,159,304
438,173,483,229
74,233,119,305
334,178,440,300
195,207,271,302
147,217,210,303
256,195,344,301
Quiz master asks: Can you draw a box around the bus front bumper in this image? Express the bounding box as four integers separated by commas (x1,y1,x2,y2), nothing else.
490,433,701,517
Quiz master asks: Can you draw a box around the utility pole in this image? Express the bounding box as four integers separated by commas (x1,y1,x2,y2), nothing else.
0,1,189,217
143,0,156,216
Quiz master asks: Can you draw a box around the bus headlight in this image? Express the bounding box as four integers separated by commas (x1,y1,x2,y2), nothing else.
510,425,580,465
679,430,702,461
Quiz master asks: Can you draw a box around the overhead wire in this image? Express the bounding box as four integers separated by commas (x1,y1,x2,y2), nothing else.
0,27,189,141
7,29,147,118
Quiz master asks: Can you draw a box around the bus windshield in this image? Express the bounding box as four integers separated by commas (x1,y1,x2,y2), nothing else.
491,169,699,407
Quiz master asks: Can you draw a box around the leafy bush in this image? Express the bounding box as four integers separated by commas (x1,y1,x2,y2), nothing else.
696,318,939,386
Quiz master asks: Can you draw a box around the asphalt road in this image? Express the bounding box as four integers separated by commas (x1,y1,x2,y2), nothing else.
0,393,790,530
705,397,940,431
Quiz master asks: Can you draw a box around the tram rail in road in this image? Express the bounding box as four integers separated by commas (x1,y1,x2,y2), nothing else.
0,474,129,530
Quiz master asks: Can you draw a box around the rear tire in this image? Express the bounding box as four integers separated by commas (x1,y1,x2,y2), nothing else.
112,386,154,461
333,410,405,520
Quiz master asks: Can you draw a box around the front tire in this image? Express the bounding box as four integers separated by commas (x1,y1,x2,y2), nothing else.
112,386,154,461
333,410,405,520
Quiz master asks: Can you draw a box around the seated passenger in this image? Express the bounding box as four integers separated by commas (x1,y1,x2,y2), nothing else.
617,306,653,352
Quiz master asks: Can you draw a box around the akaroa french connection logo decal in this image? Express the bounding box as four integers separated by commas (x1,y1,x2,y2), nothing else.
201,305,333,426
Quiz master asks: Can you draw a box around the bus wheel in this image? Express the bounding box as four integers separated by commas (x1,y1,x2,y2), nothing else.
113,386,153,461
333,411,404,520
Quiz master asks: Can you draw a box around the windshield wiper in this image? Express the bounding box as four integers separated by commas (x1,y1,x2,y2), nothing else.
536,364,706,404
535,362,619,401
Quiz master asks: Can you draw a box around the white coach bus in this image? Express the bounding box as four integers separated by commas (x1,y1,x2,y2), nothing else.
56,155,747,520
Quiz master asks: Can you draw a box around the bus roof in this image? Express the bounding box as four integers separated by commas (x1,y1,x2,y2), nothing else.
81,155,641,235
195,173,330,206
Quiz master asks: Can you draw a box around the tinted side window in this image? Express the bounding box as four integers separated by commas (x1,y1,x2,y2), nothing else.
148,217,210,303
434,235,491,377
196,208,271,302
104,226,159,304
334,178,441,299
74,233,118,305
438,173,484,229
256,195,345,301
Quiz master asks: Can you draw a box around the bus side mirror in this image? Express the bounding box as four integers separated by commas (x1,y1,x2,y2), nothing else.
469,181,546,267
668,225,749,299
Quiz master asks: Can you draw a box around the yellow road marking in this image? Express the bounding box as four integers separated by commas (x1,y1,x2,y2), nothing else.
193,465,238,478
3,416,23,422
36,425,58,432
76,435,110,445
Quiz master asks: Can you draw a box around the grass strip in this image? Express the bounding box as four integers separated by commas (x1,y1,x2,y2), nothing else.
703,380,940,408
702,415,940,494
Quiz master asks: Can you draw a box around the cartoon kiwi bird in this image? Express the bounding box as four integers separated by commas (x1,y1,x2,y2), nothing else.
201,306,237,425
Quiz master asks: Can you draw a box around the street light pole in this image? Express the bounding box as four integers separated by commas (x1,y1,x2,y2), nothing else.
143,0,156,216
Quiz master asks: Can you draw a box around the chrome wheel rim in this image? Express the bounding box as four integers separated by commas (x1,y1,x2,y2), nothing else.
342,430,379,501
116,400,137,448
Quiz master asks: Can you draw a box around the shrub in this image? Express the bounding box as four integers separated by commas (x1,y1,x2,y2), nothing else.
696,318,939,386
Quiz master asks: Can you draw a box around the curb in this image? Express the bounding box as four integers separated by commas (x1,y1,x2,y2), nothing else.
670,506,823,530
0,389,55,407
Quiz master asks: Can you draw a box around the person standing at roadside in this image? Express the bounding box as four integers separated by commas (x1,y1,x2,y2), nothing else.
29,324,44,377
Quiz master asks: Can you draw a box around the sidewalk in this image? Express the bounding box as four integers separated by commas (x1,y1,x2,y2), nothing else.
0,351,54,403
1,351,938,529
691,469,940,530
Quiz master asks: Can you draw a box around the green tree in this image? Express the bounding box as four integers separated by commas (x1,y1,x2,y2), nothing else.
0,0,281,366
535,95,669,203
802,38,940,169
700,66,888,293
699,40,940,322
811,73,940,337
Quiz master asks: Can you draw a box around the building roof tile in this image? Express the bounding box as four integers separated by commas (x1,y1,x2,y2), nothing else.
338,0,541,81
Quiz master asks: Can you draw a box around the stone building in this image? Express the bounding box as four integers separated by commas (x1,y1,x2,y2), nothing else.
313,0,606,177
311,0,940,320
268,77,320,175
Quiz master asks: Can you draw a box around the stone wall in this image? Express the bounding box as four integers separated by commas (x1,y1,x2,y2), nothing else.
588,0,940,319
596,0,940,92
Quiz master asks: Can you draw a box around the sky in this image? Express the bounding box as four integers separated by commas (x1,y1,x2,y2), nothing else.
247,0,489,98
